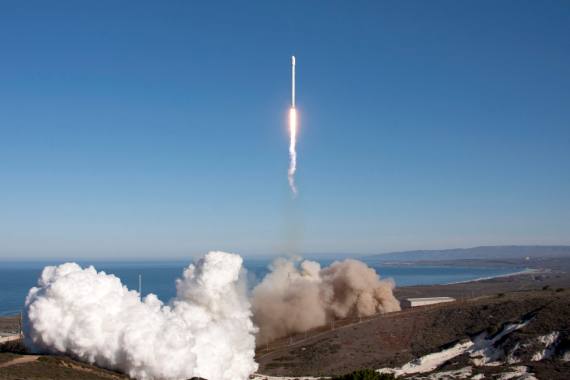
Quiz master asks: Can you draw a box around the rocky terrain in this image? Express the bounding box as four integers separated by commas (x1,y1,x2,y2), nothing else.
255,288,570,379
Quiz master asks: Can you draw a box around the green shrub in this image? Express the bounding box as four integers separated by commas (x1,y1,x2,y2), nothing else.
332,368,396,380
0,339,28,354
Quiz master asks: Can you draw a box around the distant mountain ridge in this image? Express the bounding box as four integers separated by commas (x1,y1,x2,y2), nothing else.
363,245,570,262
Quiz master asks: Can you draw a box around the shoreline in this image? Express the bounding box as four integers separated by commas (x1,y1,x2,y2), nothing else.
0,264,532,317
443,267,545,285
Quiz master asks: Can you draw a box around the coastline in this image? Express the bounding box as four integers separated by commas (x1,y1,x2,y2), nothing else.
444,267,545,285
0,262,527,317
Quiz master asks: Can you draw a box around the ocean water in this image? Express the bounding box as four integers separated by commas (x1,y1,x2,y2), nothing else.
0,258,519,316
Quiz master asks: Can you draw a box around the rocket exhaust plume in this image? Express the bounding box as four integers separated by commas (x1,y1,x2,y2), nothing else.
288,56,298,196
251,258,401,344
24,252,258,380
23,250,401,375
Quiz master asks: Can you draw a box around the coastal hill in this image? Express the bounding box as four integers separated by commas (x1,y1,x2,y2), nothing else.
363,245,570,263
256,288,570,379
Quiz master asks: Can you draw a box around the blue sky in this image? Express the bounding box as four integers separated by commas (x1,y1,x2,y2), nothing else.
1,1,569,259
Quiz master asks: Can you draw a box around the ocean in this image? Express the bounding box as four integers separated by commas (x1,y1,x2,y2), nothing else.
0,258,520,316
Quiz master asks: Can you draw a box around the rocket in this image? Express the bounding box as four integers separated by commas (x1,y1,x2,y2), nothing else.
291,56,296,108
288,56,298,196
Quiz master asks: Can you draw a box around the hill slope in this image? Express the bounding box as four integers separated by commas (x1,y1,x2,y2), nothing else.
256,289,570,379
364,245,570,263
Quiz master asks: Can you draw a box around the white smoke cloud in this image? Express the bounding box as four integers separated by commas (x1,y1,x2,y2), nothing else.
251,258,401,344
24,251,258,380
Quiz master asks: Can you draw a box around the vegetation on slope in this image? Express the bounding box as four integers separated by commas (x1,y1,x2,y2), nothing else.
332,368,395,380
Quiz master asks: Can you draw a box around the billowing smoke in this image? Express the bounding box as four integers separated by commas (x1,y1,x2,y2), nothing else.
24,252,401,377
24,251,258,380
251,258,401,344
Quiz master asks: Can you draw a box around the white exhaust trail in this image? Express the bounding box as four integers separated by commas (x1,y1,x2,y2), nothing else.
288,56,298,196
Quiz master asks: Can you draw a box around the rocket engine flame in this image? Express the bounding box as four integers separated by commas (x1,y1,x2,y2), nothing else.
288,107,298,196
288,55,298,196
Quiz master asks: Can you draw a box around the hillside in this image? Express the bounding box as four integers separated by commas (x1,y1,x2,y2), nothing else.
256,289,570,379
363,245,570,263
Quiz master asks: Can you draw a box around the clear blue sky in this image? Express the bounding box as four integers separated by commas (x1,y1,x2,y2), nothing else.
1,1,569,259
